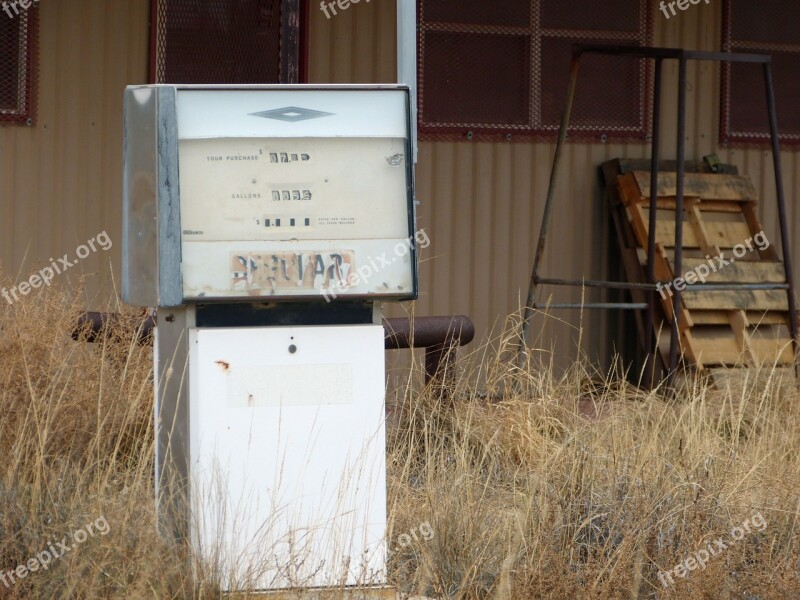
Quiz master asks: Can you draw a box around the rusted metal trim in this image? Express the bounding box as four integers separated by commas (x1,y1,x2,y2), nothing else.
764,62,799,373
518,52,581,370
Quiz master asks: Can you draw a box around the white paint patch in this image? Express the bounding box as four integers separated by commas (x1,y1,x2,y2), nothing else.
227,364,353,407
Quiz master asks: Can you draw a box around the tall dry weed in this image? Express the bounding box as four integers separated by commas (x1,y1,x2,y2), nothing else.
1,279,798,598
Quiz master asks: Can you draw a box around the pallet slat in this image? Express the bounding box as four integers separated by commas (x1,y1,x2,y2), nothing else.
749,335,795,365
689,327,747,366
646,219,754,250
681,289,788,312
631,171,758,201
630,197,744,213
688,310,788,326
678,259,786,283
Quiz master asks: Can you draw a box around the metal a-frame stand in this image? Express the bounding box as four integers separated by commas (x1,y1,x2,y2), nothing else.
517,44,798,387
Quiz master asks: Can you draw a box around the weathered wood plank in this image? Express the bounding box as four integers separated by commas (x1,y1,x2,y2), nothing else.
633,197,743,213
631,171,758,201
748,335,795,364
681,289,788,312
602,159,739,181
651,219,753,250
689,327,746,366
678,259,786,283
689,310,789,326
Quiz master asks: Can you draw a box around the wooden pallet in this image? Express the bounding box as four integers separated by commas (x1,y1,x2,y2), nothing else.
614,169,795,375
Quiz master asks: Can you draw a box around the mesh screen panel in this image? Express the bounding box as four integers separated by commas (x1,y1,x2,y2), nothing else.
0,7,38,125
540,38,644,130
153,0,281,84
721,0,800,145
424,31,530,126
425,0,529,28
418,0,652,143
541,0,640,31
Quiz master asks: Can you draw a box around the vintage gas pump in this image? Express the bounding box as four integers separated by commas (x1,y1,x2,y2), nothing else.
122,85,416,591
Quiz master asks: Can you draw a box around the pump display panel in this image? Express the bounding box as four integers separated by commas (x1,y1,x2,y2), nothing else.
123,85,417,307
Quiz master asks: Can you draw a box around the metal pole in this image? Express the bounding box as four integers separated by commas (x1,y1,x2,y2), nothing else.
763,62,799,369
668,56,688,379
517,51,581,369
533,303,648,310
534,277,661,290
532,278,786,291
645,58,663,388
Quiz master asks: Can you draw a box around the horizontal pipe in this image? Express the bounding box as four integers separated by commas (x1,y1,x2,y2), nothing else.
533,303,649,310
73,311,475,351
73,311,155,344
383,315,474,349
536,278,788,292
573,44,771,64
677,283,789,291
535,277,660,291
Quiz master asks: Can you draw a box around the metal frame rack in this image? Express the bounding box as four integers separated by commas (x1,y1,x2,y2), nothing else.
518,44,798,386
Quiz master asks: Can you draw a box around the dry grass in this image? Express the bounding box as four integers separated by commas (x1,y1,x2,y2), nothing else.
1,281,799,599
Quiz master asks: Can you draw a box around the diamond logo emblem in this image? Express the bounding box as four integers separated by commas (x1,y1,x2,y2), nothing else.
249,106,334,122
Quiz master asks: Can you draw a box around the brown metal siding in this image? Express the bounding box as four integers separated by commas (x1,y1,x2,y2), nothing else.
0,0,150,304
307,0,397,83
308,0,800,371
1,0,797,373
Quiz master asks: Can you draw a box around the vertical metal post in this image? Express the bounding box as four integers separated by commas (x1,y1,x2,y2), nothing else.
154,307,192,543
397,0,418,163
668,56,688,378
517,51,581,369
763,62,799,366
280,0,301,84
644,58,663,388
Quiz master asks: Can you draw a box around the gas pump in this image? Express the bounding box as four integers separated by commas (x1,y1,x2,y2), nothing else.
122,84,416,591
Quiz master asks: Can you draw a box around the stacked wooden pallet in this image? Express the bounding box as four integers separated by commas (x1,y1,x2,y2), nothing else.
609,164,795,378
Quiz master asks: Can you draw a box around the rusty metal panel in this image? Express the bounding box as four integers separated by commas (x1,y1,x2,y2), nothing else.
0,2,38,124
417,0,654,143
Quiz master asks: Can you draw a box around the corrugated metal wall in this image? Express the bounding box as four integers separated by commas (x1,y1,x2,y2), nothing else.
0,0,150,304
1,0,797,374
309,0,800,372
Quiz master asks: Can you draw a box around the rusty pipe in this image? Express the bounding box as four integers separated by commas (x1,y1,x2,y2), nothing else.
74,312,475,385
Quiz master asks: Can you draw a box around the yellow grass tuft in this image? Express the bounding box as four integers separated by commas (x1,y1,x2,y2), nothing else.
1,279,799,598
